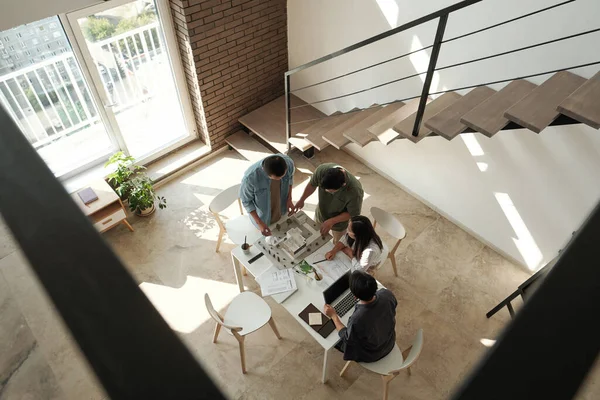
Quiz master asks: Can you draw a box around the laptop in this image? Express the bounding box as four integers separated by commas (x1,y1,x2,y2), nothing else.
323,271,358,317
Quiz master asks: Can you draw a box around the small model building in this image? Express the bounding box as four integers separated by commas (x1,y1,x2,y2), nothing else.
281,227,307,259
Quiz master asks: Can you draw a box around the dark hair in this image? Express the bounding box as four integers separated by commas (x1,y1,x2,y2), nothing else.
263,156,287,178
347,216,383,262
349,270,377,301
321,167,346,190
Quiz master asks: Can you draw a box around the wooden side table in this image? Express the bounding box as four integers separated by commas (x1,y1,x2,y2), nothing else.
71,179,134,233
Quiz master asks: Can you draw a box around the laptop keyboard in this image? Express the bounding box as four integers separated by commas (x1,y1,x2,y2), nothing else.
334,292,358,317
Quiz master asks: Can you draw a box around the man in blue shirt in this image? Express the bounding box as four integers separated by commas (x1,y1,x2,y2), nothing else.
240,155,295,236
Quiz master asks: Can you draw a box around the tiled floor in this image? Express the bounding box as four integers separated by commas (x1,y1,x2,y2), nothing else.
1,147,598,399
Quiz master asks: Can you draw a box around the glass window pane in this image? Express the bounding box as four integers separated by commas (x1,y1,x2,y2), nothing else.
0,16,114,177
76,0,191,159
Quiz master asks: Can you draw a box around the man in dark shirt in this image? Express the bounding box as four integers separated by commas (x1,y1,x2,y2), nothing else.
324,270,397,362
293,163,363,243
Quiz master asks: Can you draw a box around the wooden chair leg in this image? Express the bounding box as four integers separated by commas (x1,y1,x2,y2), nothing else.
340,360,353,377
382,375,394,400
268,317,282,339
234,333,247,374
242,266,248,276
215,227,224,253
389,253,398,277
212,322,221,343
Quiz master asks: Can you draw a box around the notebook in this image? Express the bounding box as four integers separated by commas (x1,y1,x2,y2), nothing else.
77,187,98,205
298,303,336,338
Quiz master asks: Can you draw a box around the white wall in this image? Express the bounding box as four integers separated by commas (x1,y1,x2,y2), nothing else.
0,0,102,31
288,0,600,270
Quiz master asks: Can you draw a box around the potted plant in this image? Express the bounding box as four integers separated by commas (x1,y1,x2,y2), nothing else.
104,152,147,200
123,176,167,216
104,151,167,216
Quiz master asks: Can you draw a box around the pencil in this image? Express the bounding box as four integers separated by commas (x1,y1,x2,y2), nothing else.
313,259,328,264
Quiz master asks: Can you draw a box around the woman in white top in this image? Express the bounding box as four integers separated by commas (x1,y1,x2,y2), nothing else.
325,216,386,273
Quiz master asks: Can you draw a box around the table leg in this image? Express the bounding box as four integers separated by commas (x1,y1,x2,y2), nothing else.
322,347,331,383
231,253,245,293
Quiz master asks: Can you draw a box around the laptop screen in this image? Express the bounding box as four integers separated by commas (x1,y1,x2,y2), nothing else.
323,271,351,304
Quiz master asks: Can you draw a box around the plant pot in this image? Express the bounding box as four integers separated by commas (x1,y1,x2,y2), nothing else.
136,203,156,217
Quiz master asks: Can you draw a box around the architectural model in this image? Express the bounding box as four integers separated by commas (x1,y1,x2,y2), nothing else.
254,211,332,269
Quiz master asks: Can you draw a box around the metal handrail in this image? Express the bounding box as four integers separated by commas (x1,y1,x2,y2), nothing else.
283,0,482,149
283,0,585,147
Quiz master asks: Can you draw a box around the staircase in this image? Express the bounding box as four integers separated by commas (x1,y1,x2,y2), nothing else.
228,1,600,160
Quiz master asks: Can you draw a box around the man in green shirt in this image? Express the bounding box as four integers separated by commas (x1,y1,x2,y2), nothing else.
294,163,363,243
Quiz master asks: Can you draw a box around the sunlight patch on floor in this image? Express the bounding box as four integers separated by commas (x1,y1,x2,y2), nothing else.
140,276,240,333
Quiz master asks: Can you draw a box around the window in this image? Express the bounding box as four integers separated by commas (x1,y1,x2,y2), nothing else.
58,40,64,45
20,41,26,48
1,49,7,55
47,44,51,49
52,51,57,56
40,55,45,60
24,50,31,56
8,45,14,51
14,53,20,60
53,31,61,39
17,33,23,38
3,37,9,42
37,47,41,53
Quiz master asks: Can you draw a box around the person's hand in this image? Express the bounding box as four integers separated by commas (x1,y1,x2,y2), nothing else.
320,219,335,236
325,250,336,260
258,221,272,236
287,198,295,216
293,199,305,214
324,304,337,318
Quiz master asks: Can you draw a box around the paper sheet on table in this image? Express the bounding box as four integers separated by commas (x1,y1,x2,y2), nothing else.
305,245,353,286
257,267,297,297
309,312,322,326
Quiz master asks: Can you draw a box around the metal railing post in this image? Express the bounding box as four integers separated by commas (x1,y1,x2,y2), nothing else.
412,14,448,136
284,74,291,153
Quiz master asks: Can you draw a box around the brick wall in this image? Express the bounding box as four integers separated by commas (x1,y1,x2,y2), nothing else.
169,0,288,149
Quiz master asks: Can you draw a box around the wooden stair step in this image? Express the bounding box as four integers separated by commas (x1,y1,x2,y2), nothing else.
302,111,351,150
226,131,273,163
238,95,323,154
322,106,381,149
557,71,600,129
461,80,538,137
394,92,462,143
344,102,405,146
504,71,587,133
368,98,426,145
425,87,497,140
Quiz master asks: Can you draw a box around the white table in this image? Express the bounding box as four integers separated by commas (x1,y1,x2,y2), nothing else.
231,242,354,383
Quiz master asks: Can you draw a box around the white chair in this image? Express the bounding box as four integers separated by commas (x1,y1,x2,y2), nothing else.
371,206,407,276
205,292,281,374
340,329,424,400
209,184,260,252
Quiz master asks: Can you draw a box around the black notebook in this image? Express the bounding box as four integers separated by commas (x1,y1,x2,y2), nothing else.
298,303,336,338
